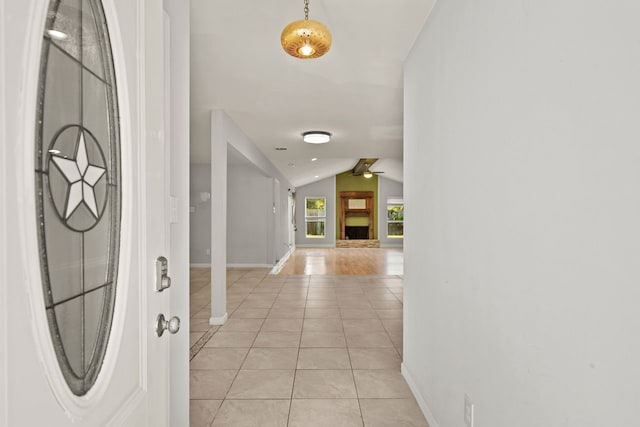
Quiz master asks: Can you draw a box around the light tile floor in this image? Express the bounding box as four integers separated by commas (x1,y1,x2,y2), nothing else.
189,268,429,427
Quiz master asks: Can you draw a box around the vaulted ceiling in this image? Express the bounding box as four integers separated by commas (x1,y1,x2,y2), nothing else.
190,0,436,186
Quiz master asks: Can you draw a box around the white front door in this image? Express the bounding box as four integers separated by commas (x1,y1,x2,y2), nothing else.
1,0,174,425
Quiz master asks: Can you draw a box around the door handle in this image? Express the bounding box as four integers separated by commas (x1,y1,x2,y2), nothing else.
156,314,181,337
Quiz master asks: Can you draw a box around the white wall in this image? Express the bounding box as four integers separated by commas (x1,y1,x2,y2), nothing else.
378,177,403,247
0,0,7,419
227,163,272,266
403,1,640,427
209,110,294,324
189,163,211,265
295,176,336,247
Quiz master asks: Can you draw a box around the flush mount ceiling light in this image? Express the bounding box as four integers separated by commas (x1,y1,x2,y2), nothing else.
281,0,332,59
302,131,331,144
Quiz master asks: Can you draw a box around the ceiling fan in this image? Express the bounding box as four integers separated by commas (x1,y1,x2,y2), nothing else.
352,158,384,178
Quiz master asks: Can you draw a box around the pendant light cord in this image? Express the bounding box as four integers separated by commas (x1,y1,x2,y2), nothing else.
304,0,309,20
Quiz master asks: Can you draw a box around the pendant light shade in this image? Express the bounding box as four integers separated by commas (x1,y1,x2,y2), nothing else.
281,0,331,59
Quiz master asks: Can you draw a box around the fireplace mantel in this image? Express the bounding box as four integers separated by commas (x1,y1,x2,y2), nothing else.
339,191,374,240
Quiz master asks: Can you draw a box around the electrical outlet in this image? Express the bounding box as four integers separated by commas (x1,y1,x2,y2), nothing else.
464,394,474,427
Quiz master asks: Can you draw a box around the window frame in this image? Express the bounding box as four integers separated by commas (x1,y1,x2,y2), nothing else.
304,196,326,238
386,197,404,239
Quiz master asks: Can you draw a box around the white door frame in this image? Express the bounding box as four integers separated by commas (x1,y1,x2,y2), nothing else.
163,0,191,424
0,0,8,421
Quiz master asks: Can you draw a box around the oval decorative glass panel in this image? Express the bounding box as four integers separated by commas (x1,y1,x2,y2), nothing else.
35,0,121,396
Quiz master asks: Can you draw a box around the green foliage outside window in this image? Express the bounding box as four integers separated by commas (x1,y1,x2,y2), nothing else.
387,199,404,238
305,197,326,237
387,205,404,221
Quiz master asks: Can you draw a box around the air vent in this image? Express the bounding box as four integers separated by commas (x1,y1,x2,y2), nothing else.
275,147,287,151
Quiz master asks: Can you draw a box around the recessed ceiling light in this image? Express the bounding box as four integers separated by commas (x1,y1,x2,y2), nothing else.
302,131,331,144
311,157,318,162
314,175,319,178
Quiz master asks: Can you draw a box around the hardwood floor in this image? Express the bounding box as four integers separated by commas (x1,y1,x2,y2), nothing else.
277,247,403,276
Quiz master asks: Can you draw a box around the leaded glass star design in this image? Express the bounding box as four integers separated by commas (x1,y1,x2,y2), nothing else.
51,131,106,219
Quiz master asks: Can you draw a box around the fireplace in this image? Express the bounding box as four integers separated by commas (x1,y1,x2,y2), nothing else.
345,226,369,240
339,191,374,240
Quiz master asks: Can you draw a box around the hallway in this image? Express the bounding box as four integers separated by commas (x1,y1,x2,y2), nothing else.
188,250,428,426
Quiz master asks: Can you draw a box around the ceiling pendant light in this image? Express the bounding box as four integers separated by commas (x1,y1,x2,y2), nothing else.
302,131,331,144
281,0,332,59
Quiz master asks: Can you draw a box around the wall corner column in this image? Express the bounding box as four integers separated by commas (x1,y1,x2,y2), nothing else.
210,110,227,325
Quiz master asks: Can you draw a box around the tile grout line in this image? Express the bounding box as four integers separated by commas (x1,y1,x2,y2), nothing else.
190,269,251,361
208,270,265,426
287,274,309,426
205,268,254,427
345,279,366,426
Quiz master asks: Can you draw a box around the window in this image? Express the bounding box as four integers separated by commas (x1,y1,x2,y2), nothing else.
35,0,122,396
387,197,404,238
305,197,326,237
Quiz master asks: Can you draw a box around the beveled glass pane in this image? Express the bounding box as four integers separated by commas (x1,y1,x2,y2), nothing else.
67,182,84,219
48,156,74,220
40,45,82,171
83,288,105,371
52,157,81,183
45,0,82,60
85,165,106,185
82,70,110,162
66,199,96,230
81,0,105,78
53,297,83,377
44,174,82,304
84,198,110,291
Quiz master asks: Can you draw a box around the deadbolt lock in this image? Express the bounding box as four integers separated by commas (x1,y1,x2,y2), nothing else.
155,256,171,292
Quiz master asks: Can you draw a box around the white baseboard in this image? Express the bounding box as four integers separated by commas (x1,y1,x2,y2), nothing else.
226,263,273,268
295,244,335,248
401,362,440,427
270,246,295,275
190,263,210,268
209,313,228,326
